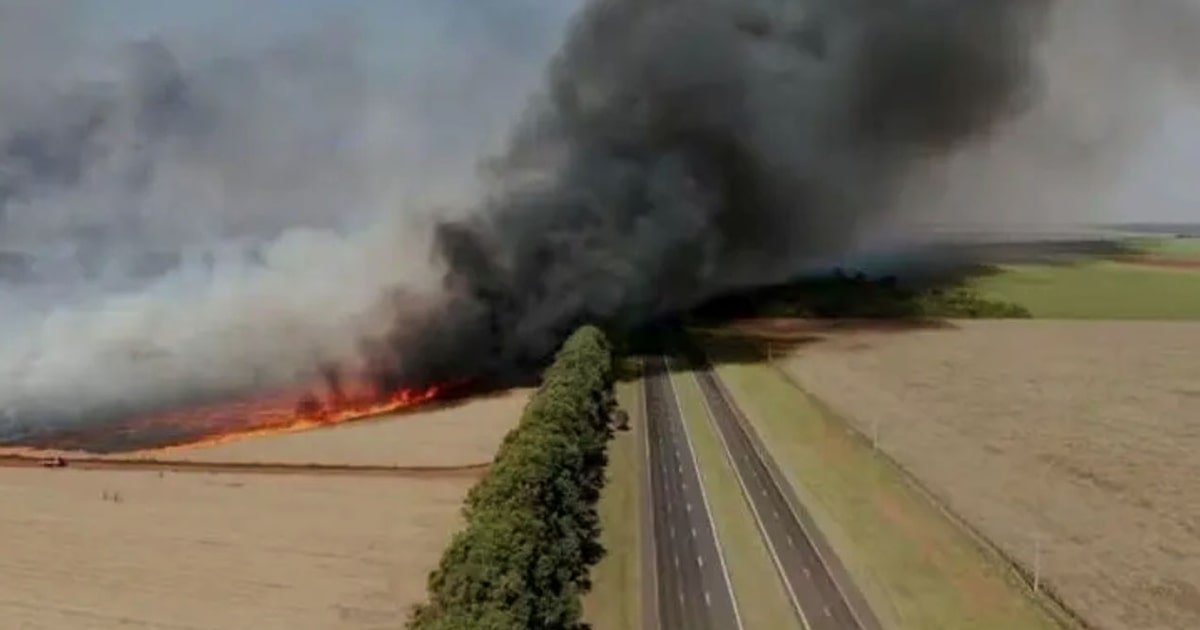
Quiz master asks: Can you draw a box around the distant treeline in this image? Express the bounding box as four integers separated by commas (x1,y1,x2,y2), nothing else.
409,326,614,630
693,268,1030,321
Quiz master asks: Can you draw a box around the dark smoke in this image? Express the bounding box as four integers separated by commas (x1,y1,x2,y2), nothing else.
381,0,1049,384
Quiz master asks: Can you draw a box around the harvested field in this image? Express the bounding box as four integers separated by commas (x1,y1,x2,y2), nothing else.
137,389,531,467
778,320,1200,630
0,468,471,629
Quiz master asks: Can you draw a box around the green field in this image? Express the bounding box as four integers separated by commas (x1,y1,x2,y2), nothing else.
714,360,1067,630
670,366,801,630
583,380,642,630
968,261,1200,320
1129,236,1200,258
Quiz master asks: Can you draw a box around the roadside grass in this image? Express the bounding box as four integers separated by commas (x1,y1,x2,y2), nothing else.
1128,236,1200,258
669,365,802,630
714,359,1066,630
583,380,641,630
968,261,1200,319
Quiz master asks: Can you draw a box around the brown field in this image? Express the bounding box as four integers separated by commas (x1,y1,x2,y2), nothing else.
775,320,1200,630
137,388,531,466
0,468,470,629
0,390,530,629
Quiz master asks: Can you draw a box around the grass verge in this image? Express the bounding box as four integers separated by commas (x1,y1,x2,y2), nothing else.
968,261,1200,320
715,359,1067,630
583,380,642,630
669,364,802,630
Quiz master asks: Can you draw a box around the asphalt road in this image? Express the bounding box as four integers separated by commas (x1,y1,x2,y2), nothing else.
643,356,742,630
692,365,881,630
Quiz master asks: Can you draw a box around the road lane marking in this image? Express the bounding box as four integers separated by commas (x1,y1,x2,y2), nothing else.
690,368,809,630
663,358,744,630
710,367,872,630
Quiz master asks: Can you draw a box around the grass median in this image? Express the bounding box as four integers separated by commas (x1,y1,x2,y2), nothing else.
669,364,801,630
715,359,1067,630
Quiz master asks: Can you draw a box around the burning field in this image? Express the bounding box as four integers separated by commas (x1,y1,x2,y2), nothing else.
0,376,459,455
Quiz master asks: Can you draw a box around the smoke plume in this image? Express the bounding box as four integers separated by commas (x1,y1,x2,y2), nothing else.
1,0,1198,444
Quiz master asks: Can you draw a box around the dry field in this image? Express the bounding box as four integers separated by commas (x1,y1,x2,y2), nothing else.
0,389,531,629
0,468,470,629
778,320,1200,630
139,389,531,467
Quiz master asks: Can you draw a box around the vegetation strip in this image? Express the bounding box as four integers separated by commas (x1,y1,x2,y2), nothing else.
766,362,1088,629
409,326,615,629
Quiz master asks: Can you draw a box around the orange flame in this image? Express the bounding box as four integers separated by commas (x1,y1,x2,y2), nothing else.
122,379,454,453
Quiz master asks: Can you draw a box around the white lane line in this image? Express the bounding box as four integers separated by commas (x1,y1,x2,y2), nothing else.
692,369,811,630
824,606,832,618
691,527,697,538
710,366,872,630
803,567,811,578
788,535,795,547
698,556,704,568
686,502,693,513
705,591,712,607
664,358,745,630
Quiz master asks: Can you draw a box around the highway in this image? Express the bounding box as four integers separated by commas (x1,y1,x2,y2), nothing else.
643,356,742,630
692,364,881,630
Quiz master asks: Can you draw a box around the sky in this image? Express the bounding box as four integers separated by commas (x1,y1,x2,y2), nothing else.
39,0,1200,223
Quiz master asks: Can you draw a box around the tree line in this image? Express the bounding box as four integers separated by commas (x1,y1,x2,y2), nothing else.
409,325,615,630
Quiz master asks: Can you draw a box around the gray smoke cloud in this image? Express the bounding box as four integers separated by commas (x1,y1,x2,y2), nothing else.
2,0,1198,448
0,0,576,441
381,0,1052,382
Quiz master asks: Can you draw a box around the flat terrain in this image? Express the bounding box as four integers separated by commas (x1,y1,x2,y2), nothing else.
0,468,472,629
139,389,531,466
713,357,1061,630
969,261,1200,319
1130,236,1200,259
672,366,801,629
779,320,1200,630
583,379,643,630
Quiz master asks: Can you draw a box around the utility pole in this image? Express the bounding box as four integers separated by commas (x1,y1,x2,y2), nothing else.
1033,534,1042,594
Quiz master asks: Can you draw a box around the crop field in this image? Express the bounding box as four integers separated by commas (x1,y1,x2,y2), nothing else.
968,261,1200,319
776,320,1200,630
1129,236,1200,259
0,468,472,629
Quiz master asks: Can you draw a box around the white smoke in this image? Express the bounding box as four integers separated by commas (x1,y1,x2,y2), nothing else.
0,0,580,428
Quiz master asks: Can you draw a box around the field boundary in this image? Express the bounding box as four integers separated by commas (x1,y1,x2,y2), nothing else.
0,454,490,479
767,361,1092,630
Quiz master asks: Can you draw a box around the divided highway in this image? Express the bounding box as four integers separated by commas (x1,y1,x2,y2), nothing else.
692,364,881,630
642,357,742,630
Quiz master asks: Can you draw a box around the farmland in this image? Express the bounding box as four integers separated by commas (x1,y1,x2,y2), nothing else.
773,320,1200,630
0,391,530,629
968,261,1200,319
0,468,472,629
